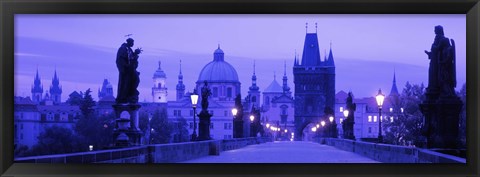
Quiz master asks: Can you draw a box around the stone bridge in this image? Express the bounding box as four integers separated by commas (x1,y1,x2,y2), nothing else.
15,138,465,163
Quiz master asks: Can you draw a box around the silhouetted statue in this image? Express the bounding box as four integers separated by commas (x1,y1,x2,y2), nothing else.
343,91,356,140
201,80,211,111
424,25,456,96
116,38,142,104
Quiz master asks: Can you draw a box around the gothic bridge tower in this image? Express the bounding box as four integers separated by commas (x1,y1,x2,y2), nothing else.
293,23,335,141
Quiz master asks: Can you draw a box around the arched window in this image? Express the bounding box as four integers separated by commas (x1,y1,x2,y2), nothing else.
265,96,270,105
158,83,162,88
252,96,256,103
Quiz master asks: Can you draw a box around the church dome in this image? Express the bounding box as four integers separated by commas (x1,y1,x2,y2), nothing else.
198,47,239,82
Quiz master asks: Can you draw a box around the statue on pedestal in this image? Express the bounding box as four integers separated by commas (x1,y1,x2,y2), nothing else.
421,26,462,149
198,81,213,140
424,25,457,98
112,37,143,147
116,38,142,104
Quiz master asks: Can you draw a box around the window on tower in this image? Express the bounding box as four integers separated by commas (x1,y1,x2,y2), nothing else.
252,96,256,103
213,87,218,97
227,88,232,98
158,83,162,88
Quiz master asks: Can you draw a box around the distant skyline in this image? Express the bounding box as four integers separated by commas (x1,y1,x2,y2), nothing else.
14,14,466,101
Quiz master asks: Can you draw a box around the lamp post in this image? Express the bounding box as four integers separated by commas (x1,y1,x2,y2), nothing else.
190,92,199,141
249,115,255,137
148,114,152,144
329,116,335,138
343,109,349,139
231,108,238,138
376,88,385,143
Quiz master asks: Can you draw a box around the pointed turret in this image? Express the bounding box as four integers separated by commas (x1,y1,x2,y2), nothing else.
49,69,62,104
326,42,335,66
389,69,399,96
31,68,43,103
176,60,186,101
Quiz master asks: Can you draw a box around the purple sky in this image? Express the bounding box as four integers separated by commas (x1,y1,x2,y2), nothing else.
14,14,466,101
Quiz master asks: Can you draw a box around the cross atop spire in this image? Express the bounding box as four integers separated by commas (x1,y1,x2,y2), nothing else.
284,60,287,76
274,71,276,80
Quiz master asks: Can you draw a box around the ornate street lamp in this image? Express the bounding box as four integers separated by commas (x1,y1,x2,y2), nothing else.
148,114,152,144
343,110,349,120
231,108,238,138
249,115,255,137
342,110,349,139
376,88,385,143
329,116,335,138
190,92,199,141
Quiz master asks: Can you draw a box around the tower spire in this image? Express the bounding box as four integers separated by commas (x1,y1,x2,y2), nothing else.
389,68,399,96
315,22,318,33
179,59,182,75
253,60,256,75
284,60,287,76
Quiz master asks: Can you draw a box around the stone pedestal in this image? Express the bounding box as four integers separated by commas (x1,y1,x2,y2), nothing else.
112,104,143,147
233,118,243,138
342,118,355,140
197,110,212,141
420,95,462,149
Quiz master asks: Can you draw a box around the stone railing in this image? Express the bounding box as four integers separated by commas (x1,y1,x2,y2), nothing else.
315,138,466,163
14,137,272,163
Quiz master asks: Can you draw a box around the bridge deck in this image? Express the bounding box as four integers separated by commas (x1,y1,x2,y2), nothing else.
181,141,380,163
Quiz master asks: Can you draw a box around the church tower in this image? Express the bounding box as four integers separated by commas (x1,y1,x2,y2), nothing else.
248,60,261,109
98,79,114,100
31,68,43,103
49,69,62,104
293,23,335,140
152,61,168,103
176,60,185,101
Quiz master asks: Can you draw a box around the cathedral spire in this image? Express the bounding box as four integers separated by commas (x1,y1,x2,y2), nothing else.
179,59,183,75
49,68,62,104
176,60,185,101
249,60,259,92
253,60,256,75
389,69,399,96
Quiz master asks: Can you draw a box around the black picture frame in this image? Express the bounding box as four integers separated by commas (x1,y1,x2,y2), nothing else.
1,0,479,177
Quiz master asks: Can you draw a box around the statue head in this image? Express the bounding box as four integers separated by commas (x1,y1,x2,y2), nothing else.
126,38,134,47
434,25,444,36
